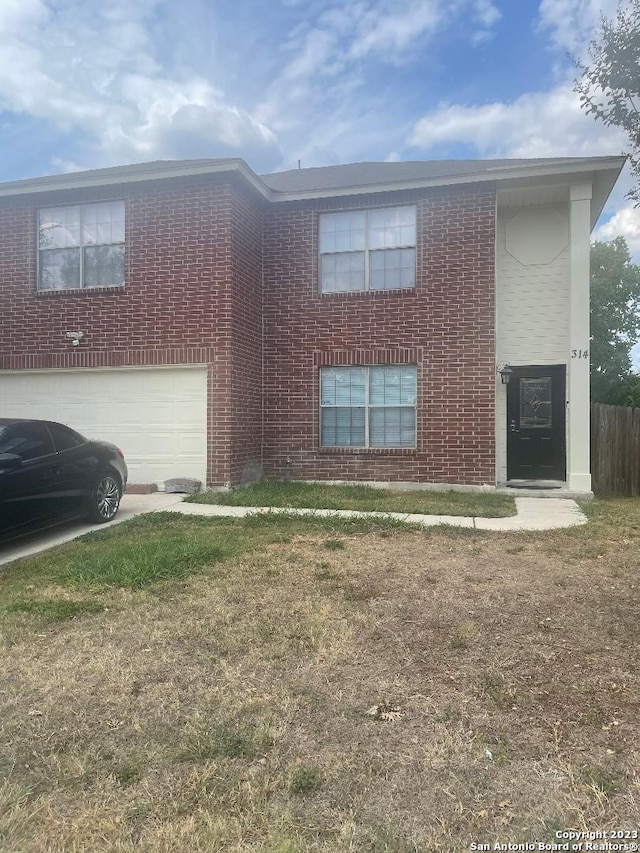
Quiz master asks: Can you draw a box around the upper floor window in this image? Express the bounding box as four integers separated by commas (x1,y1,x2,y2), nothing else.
319,205,416,294
38,200,125,291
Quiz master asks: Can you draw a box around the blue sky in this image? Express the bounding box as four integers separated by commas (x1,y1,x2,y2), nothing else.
0,2,632,190
0,0,639,362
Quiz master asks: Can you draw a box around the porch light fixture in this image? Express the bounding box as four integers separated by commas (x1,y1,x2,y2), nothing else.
65,331,84,347
498,364,513,384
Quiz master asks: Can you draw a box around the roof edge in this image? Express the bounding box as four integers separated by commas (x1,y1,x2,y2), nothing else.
0,155,626,204
0,159,271,201
265,156,627,202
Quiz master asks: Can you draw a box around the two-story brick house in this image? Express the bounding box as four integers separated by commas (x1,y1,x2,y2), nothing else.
0,156,624,494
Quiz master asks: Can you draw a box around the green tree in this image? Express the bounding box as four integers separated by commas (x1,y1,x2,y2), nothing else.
576,1,640,202
604,372,640,407
590,237,640,403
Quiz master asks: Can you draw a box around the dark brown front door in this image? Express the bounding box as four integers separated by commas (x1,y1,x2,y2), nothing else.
507,365,566,481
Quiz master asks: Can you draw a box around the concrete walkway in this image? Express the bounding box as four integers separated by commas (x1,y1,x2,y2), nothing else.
0,494,587,568
166,496,587,532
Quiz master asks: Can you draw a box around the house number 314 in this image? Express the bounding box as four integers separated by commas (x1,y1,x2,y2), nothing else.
571,349,589,359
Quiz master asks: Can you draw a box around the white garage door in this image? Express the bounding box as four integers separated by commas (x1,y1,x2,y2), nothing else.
0,367,208,485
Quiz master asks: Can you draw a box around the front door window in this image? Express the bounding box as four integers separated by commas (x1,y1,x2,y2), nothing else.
520,378,552,428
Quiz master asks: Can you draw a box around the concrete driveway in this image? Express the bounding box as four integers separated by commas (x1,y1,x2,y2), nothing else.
0,492,185,567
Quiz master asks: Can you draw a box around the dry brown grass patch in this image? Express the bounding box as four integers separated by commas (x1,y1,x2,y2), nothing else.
0,502,639,850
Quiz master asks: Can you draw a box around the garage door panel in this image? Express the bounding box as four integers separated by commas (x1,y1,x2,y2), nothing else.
0,368,207,485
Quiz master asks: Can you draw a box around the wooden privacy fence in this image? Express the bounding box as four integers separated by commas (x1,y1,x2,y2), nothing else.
591,403,640,496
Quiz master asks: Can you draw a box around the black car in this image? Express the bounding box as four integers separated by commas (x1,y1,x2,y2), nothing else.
0,418,128,540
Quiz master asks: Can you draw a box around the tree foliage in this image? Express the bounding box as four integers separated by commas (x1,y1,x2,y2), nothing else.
603,372,640,407
590,237,640,404
576,1,640,202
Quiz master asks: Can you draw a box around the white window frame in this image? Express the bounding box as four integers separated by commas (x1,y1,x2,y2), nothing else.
319,205,417,294
319,365,417,448
37,200,125,292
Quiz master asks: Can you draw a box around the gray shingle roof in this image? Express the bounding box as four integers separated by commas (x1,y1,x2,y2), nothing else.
0,156,624,212
0,158,236,194
259,157,617,193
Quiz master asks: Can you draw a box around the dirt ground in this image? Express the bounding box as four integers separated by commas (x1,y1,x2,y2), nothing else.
0,502,639,852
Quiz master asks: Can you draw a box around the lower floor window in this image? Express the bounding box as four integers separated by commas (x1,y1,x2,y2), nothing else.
320,365,417,447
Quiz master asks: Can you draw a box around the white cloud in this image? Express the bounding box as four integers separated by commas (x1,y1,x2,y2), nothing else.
257,0,502,167
471,0,501,43
0,0,280,170
593,203,640,257
280,26,341,82
347,2,445,60
474,0,500,28
50,156,86,173
537,0,621,55
111,74,276,161
409,83,625,158
0,0,50,31
0,0,508,175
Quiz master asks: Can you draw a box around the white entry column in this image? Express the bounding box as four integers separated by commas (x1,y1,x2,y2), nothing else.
568,182,593,492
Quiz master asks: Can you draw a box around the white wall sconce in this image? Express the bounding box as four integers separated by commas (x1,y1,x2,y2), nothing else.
65,331,84,347
497,363,513,384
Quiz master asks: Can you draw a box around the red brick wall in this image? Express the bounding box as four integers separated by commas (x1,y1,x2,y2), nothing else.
229,183,264,484
0,173,497,488
262,185,497,485
0,173,264,488
0,176,234,360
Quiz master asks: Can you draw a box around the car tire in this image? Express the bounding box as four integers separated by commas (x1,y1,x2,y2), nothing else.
86,471,122,523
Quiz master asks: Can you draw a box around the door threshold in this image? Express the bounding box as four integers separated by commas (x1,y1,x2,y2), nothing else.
505,479,565,490
497,481,593,499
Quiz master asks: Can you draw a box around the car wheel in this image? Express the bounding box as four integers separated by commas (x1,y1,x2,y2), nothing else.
87,472,122,523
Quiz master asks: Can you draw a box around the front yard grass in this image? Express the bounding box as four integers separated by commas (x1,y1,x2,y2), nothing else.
0,499,639,851
186,478,516,517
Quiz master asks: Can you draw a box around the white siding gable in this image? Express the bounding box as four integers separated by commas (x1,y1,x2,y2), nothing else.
495,203,570,483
